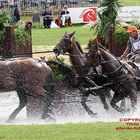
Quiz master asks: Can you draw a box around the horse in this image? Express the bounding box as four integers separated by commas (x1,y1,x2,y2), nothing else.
53,32,111,117
86,42,139,113
0,57,53,122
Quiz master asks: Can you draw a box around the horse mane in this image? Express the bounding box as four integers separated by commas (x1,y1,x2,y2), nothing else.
99,47,117,60
75,40,83,54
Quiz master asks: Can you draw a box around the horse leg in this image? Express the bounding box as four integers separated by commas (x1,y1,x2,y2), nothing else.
129,90,137,112
105,89,112,102
81,92,97,117
26,87,46,119
98,92,109,111
110,92,125,113
41,85,55,120
120,99,125,111
7,86,27,123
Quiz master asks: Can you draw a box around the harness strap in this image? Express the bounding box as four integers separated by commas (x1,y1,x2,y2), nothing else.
106,65,123,78
128,61,140,77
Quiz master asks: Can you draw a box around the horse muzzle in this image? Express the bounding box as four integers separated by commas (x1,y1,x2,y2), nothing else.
53,48,60,56
53,48,65,56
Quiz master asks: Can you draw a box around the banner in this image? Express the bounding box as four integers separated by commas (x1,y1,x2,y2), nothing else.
117,6,140,22
68,7,97,23
68,6,140,23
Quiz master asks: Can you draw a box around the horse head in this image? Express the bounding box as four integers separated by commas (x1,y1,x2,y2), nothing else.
53,32,75,56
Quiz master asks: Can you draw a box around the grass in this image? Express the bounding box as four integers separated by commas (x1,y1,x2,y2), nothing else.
32,26,94,51
121,0,140,6
0,122,140,140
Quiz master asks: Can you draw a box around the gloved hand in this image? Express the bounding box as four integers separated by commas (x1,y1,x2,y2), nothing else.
120,55,125,59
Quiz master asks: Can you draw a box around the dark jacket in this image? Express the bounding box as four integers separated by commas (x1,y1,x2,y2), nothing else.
14,6,20,22
43,10,52,19
60,10,69,17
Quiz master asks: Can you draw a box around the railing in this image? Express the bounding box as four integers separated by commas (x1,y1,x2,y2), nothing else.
19,1,99,16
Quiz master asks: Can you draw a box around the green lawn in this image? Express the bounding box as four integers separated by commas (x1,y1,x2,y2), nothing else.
32,26,94,51
121,0,140,6
0,122,139,140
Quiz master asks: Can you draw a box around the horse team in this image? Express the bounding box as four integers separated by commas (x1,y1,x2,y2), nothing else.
2,32,140,122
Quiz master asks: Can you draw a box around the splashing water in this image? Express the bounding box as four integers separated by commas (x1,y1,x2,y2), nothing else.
0,91,140,124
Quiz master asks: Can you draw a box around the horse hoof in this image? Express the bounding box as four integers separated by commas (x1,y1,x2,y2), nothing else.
104,106,109,111
126,108,131,113
45,117,56,123
6,119,12,123
121,108,131,114
90,113,97,118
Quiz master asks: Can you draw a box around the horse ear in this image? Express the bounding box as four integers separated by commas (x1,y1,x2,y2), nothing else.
69,31,75,38
64,31,67,36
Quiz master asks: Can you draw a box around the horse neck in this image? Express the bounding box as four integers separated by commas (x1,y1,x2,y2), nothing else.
68,41,88,74
99,48,121,72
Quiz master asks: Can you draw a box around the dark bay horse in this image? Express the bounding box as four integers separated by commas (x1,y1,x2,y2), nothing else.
86,44,138,113
53,32,111,117
0,57,53,122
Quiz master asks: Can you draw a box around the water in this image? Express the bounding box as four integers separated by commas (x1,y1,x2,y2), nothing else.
0,91,139,124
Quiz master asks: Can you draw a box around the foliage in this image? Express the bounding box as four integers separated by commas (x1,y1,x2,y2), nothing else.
0,12,11,31
0,31,4,43
0,12,12,44
48,57,65,82
114,27,129,46
0,12,31,48
88,26,129,48
87,38,105,48
91,0,122,42
129,19,140,29
51,67,65,82
14,28,31,47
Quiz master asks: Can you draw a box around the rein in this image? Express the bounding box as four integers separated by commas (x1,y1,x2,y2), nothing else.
12,50,54,56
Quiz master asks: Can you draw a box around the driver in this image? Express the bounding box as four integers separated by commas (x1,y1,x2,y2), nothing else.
121,26,140,61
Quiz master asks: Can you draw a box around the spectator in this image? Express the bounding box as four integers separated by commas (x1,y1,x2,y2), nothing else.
43,6,53,28
60,5,72,27
13,5,20,22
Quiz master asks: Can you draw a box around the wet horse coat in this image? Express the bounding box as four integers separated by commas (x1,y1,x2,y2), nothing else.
0,57,53,122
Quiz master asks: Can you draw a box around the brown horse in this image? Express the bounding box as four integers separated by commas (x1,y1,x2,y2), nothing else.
0,57,53,122
86,43,138,113
53,32,111,117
